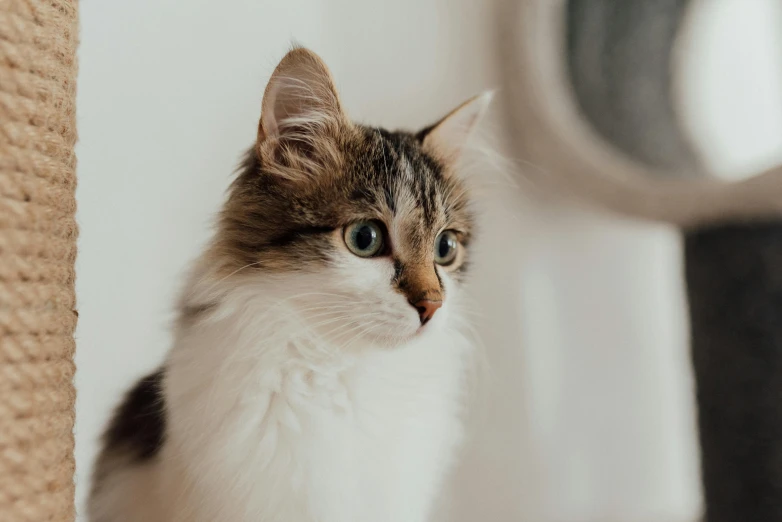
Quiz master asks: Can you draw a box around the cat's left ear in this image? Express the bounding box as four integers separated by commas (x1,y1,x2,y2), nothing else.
255,47,348,183
419,91,493,162
258,47,345,144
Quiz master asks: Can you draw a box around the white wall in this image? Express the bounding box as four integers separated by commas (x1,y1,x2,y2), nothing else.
75,1,782,521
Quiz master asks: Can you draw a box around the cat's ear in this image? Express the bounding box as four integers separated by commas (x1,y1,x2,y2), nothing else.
419,92,493,162
257,47,346,180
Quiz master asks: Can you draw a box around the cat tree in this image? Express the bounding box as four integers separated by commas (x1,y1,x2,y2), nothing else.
502,0,782,520
0,1,79,520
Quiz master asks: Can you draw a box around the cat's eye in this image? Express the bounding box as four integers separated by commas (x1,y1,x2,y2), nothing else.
344,221,384,258
434,230,459,266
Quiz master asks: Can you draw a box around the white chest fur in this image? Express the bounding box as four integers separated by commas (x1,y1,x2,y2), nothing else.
160,294,470,522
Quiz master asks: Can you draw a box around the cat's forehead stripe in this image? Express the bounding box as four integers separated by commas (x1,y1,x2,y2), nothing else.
372,129,444,229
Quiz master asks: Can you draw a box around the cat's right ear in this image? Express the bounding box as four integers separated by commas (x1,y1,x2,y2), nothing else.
419,92,492,164
256,48,346,181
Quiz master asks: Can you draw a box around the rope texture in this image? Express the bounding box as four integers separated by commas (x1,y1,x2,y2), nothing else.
0,0,78,520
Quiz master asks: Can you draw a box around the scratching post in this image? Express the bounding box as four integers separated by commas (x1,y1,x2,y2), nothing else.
0,1,79,521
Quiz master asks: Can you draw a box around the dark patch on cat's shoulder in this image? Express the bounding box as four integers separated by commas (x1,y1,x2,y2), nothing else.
103,369,167,461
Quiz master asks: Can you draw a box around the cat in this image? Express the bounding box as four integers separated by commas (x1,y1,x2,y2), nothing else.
88,47,490,522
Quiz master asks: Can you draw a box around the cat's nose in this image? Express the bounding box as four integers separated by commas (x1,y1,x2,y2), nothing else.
412,299,442,325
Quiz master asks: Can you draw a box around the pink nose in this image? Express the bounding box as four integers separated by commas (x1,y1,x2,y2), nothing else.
412,299,442,325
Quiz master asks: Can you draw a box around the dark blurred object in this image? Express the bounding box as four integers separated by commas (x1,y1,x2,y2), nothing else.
567,0,700,173
686,223,782,522
502,1,782,520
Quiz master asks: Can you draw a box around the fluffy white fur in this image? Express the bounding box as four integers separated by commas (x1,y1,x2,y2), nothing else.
92,224,473,522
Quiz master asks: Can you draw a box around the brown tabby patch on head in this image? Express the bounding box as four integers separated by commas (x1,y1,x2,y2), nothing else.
209,47,488,306
215,124,473,276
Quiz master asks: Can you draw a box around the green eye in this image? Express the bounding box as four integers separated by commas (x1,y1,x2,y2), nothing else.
344,221,384,257
434,230,459,266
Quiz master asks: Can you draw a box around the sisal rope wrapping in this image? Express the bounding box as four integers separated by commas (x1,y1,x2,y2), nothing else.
0,1,78,521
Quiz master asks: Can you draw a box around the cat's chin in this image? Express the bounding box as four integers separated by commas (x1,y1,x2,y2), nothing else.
368,322,441,350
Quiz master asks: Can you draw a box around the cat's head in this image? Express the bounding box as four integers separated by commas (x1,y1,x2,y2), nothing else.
213,47,489,348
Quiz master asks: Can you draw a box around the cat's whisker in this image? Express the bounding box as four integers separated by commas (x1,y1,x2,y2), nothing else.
320,314,388,342
315,311,387,342
268,303,360,331
301,313,356,331
295,304,356,316
194,261,264,300
337,318,384,349
242,291,355,322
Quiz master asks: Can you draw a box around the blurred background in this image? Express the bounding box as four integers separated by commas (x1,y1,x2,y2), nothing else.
74,1,782,521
